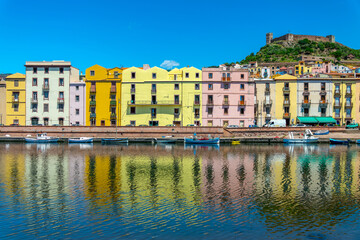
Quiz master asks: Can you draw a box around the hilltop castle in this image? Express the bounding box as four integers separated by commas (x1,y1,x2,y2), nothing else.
266,33,335,45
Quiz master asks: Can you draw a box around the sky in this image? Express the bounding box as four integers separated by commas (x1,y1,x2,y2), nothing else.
1,0,360,74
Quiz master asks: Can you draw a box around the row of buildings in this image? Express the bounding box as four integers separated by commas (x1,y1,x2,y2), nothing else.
1,61,360,127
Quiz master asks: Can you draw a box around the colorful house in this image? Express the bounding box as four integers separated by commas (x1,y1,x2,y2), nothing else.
274,74,298,125
254,77,276,126
121,65,202,126
85,65,123,126
202,66,254,127
5,73,26,125
69,81,86,126
295,61,312,76
0,76,6,125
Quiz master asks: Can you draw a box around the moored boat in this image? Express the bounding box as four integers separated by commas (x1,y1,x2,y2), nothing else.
69,137,93,143
283,129,318,144
101,138,129,144
25,133,59,143
184,137,220,145
155,136,177,144
330,138,351,145
314,130,330,135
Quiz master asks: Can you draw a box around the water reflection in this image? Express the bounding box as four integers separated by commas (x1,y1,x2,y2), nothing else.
1,144,360,239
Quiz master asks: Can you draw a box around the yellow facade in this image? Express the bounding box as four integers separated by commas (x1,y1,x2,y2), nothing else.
5,73,26,125
274,74,298,125
85,65,122,126
295,61,312,76
333,79,358,125
121,66,202,126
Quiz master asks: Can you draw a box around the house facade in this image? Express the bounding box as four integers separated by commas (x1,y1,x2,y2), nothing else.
254,77,276,126
5,73,26,125
70,81,86,125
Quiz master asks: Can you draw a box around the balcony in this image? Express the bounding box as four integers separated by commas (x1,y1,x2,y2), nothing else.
90,100,96,106
90,87,96,93
334,101,342,108
263,100,272,107
57,98,64,103
238,100,246,106
90,113,96,118
302,90,310,96
151,89,157,94
128,100,182,106
319,100,328,108
283,112,291,118
221,77,231,82
345,90,352,97
110,86,116,93
265,114,272,118
334,89,340,96
195,114,200,119
110,100,117,106
31,98,38,103
206,100,214,106
110,113,116,119
194,100,200,106
320,90,327,96
302,100,311,108
283,87,290,93
265,87,270,95
345,102,353,108
43,84,50,90
283,100,290,106
12,97,19,103
174,113,180,118
131,88,135,93
222,100,230,106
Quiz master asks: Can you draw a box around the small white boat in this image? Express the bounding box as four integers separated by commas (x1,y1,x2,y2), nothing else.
154,136,177,144
25,133,59,143
283,129,318,144
314,130,329,135
69,137,93,143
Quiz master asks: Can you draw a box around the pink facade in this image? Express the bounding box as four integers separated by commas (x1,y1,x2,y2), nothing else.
69,82,86,125
312,62,332,74
202,67,255,127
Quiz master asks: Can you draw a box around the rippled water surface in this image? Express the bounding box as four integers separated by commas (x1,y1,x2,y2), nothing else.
1,143,360,239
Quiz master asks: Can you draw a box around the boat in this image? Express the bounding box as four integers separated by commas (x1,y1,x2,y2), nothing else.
101,138,129,144
25,133,59,143
314,130,329,135
329,138,351,145
155,136,177,144
184,137,220,145
68,137,93,143
283,129,318,144
356,140,360,144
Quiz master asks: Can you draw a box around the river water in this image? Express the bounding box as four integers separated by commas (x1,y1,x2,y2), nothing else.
0,143,360,239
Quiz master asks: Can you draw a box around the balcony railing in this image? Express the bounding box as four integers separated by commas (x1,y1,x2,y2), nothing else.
319,100,328,108
174,113,180,118
283,112,290,118
57,98,64,103
194,100,200,105
265,87,270,94
221,77,231,82
151,89,157,94
90,87,96,93
265,114,272,118
131,88,135,93
320,90,327,96
128,100,182,106
345,90,352,97
334,89,340,95
303,90,310,96
238,100,246,106
31,98,38,103
302,100,311,108
194,114,200,119
12,97,19,103
206,100,214,105
90,113,96,118
334,101,342,108
283,87,290,93
110,113,116,119
43,84,50,90
90,100,96,106
110,100,116,106
110,86,116,93
345,102,353,108
222,100,230,106
283,100,290,106
263,100,272,106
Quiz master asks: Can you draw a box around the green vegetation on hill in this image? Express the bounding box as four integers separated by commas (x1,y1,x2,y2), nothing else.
233,39,360,65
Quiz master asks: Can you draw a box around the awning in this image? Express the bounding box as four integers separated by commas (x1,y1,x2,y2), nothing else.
315,117,337,124
297,117,318,124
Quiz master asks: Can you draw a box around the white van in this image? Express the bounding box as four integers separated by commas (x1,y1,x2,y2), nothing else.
264,119,286,127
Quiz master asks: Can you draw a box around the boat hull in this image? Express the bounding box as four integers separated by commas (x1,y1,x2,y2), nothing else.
283,138,318,144
184,137,220,144
101,138,129,144
314,130,329,135
25,138,59,143
330,138,350,145
155,138,177,144
69,138,93,143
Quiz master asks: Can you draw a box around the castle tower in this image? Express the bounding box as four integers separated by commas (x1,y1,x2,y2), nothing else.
266,33,273,45
327,35,335,43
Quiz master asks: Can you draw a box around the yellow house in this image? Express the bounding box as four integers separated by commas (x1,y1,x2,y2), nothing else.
274,74,298,125
295,61,312,76
121,65,202,126
5,73,26,125
333,78,358,125
85,65,122,126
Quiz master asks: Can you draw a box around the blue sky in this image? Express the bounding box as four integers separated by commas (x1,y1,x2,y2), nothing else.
1,0,359,73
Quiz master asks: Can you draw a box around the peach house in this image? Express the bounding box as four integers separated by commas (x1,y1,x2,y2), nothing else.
202,66,255,127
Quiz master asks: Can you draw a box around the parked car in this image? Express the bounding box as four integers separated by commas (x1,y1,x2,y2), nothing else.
227,125,239,128
52,124,60,126
248,125,259,128
10,124,19,126
166,124,176,127
125,124,135,127
139,124,148,127
326,123,335,127
264,119,286,127
187,124,197,127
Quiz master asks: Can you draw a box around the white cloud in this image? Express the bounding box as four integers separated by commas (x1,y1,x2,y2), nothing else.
160,60,180,69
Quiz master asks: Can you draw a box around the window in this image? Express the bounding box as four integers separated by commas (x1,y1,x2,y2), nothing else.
76,86,79,91
90,70,95,76
174,95,180,104
194,95,200,104
195,84,200,90
31,117,39,125
174,74,177,80
321,82,325,91
194,108,200,118
240,84,244,90
240,120,244,127
58,104,64,112
114,71,119,78
44,91,49,100
90,107,96,114
32,91,38,100
131,84,135,93
32,104,38,112
240,95,245,105
44,104,49,112
207,120,213,126
59,78,64,86
149,121,159,126
59,68,64,74
131,72,136,79
208,95,213,104
185,73,189,78
32,78,37,86
151,95,157,104
44,78,49,88
111,120,116,126
240,108,244,114
152,73,157,79
174,83,179,90
111,107,116,114
14,80,19,87
45,67,49,74
76,121,80,125
130,121,136,126
110,94,116,100
223,121,229,127
130,107,136,114
131,94,135,104
224,108,229,115
13,119,19,125
75,95,80,102
224,83,229,89
13,104,18,112
174,108,180,117
76,109,80,115
59,91,64,99
208,107,213,116
241,74,244,79
151,84,156,93
151,108,157,118
208,73,213,79
195,73,200,78
208,84,213,90
90,119,96,126
33,67,37,74
304,82,309,91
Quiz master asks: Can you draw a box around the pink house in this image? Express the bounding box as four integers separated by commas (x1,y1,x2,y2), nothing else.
202,66,255,127
312,62,332,74
69,82,86,125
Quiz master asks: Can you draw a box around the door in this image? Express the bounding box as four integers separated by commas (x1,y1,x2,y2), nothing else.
101,120,105,126
173,121,181,127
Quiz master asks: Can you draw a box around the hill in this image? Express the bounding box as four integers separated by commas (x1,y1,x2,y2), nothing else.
235,39,360,65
